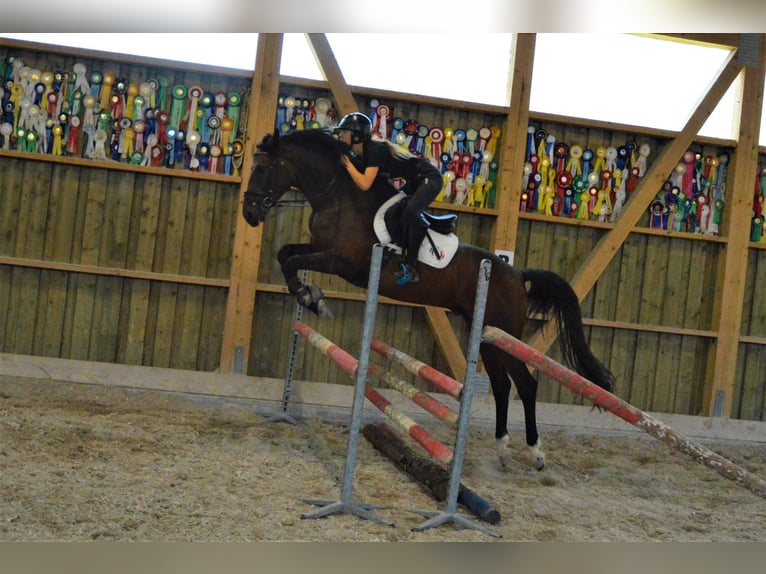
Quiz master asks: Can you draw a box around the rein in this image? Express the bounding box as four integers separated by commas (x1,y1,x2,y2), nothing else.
253,150,342,210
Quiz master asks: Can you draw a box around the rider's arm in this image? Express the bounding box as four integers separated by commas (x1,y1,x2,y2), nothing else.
342,154,379,191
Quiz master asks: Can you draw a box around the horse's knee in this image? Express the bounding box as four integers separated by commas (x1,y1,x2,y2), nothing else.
277,245,292,265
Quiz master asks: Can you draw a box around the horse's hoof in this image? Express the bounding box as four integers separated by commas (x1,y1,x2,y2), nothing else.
529,439,545,471
495,434,509,456
316,299,333,319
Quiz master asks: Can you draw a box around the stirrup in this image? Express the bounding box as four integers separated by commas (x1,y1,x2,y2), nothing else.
394,263,419,285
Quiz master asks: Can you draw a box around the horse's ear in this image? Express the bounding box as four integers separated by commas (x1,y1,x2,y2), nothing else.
257,132,279,152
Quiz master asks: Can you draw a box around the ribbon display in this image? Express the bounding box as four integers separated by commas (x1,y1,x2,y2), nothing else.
0,51,254,175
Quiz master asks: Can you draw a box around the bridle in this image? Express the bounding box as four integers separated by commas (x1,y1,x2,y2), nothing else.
247,149,343,214
246,151,302,213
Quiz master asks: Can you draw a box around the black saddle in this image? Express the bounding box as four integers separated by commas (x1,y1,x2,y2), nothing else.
384,197,457,241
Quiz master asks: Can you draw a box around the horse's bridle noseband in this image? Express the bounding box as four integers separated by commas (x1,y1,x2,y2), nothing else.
245,151,302,216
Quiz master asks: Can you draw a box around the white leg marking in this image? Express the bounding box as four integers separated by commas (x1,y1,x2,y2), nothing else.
529,438,545,471
495,434,509,456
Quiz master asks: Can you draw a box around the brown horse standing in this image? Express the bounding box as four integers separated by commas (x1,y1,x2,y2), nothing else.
243,129,615,470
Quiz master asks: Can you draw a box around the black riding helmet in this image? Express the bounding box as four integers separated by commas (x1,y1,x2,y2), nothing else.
335,112,372,143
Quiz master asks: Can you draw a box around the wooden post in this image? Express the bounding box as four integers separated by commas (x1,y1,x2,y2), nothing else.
491,33,536,257
704,35,765,416
220,34,284,374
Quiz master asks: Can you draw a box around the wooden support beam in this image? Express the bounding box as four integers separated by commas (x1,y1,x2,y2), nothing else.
704,36,765,417
491,33,536,256
424,307,465,379
306,33,468,376
648,33,742,49
220,34,284,374
527,48,743,354
305,33,359,116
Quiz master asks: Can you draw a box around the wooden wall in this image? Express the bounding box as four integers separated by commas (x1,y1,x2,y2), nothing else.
1,35,765,424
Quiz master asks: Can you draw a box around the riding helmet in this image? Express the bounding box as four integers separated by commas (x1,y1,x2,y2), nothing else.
335,112,372,142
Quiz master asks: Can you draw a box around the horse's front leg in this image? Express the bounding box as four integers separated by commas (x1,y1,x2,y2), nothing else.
279,244,360,319
277,244,330,317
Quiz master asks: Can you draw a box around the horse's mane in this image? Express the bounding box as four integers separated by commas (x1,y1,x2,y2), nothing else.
259,128,347,164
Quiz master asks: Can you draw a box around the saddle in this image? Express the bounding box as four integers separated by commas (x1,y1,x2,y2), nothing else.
373,192,460,269
383,196,457,239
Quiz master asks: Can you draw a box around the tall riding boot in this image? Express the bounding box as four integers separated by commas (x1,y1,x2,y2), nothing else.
394,223,426,285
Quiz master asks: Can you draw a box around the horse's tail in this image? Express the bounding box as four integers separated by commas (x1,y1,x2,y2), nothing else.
522,269,615,393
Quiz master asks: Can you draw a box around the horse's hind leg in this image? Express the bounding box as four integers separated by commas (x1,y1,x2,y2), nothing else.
505,357,545,470
483,344,545,470
480,345,513,453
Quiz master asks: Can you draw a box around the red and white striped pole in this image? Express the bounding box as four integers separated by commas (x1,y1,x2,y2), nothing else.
371,339,463,399
482,325,766,500
294,321,454,465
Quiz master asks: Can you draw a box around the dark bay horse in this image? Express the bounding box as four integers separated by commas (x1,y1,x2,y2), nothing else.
243,129,615,470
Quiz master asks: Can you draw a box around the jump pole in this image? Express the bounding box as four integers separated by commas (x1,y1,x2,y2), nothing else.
300,243,393,526
295,321,455,465
370,339,464,399
482,325,766,500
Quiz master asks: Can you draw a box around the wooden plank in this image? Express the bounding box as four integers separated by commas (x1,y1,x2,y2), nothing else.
528,49,744,355
705,38,765,416
221,33,283,374
153,178,189,368
123,175,162,365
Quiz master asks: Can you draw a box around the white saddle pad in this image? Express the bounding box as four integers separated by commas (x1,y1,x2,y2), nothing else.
373,192,459,269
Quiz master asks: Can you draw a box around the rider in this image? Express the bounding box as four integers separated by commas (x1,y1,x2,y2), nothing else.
334,112,442,285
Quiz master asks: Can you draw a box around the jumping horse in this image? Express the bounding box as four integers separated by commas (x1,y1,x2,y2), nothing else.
243,128,615,470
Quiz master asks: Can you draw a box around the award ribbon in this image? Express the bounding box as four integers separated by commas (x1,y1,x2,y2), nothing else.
478,126,491,151
231,138,245,176
66,115,81,155
605,147,617,171
428,127,443,169
133,119,146,153
592,146,607,174
125,82,139,119
220,117,234,152
442,127,454,155
466,128,478,155
140,81,155,110
209,144,222,174
186,86,203,135
226,91,242,136
636,143,651,176
169,85,188,131
99,72,115,111
369,98,379,124
681,149,695,196
486,126,501,157
374,104,390,140
213,91,227,119
51,124,63,155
